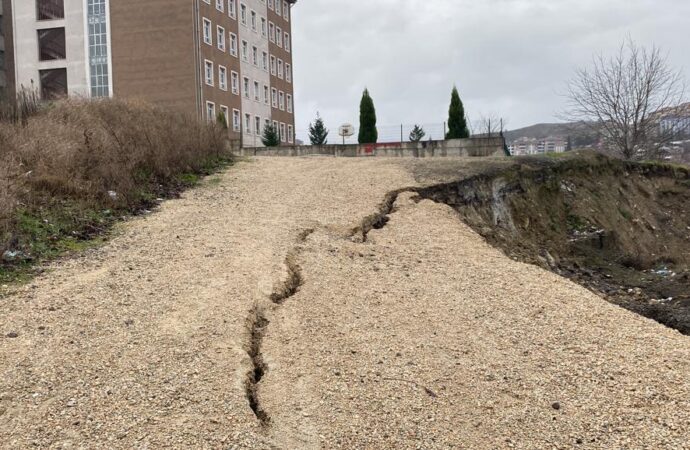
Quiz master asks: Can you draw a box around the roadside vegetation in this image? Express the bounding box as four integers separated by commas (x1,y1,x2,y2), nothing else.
0,97,230,283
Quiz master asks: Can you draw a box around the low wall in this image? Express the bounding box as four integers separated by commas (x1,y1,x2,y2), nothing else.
232,138,507,158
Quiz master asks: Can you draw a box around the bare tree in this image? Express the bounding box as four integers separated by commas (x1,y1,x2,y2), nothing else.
475,114,508,138
564,38,687,160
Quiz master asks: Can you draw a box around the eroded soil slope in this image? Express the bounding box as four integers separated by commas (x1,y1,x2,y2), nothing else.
417,152,690,334
1,156,688,449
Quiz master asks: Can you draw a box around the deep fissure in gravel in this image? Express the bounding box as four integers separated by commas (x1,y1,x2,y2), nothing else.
355,189,416,241
270,254,304,305
246,306,270,425
245,228,315,426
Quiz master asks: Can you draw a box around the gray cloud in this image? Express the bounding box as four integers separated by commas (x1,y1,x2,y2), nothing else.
291,0,690,140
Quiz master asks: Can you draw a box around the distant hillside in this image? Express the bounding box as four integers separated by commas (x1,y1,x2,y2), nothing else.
504,122,599,147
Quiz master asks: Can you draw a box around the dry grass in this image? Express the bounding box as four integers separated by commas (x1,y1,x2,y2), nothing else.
0,98,229,273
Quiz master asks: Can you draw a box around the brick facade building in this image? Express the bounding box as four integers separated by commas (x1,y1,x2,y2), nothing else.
1,0,297,147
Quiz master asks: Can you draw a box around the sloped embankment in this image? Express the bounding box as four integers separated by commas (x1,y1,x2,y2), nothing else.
417,153,690,334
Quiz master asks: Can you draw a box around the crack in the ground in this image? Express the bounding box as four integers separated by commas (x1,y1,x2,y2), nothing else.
246,304,271,426
269,253,304,305
244,228,315,427
353,188,417,242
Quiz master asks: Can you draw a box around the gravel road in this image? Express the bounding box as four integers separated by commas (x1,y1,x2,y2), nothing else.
1,157,688,449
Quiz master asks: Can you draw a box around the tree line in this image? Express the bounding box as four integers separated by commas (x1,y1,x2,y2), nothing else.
306,86,471,146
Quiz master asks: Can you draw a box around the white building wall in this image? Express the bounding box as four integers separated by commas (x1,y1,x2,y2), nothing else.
238,0,271,147
11,0,89,96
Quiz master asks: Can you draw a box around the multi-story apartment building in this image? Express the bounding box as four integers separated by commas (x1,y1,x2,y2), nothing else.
1,0,297,147
508,136,567,156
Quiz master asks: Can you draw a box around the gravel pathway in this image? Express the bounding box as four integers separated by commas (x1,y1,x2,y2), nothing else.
1,158,688,449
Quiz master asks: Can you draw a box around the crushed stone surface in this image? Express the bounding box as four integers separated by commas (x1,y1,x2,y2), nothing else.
1,157,688,449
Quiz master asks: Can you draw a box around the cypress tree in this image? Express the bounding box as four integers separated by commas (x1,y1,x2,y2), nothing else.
446,86,470,139
358,88,378,144
308,112,329,145
261,123,281,147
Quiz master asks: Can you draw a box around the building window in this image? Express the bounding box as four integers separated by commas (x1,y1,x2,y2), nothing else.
38,28,66,61
232,109,241,131
206,101,216,122
204,60,214,86
270,55,276,75
263,85,269,104
277,59,283,79
279,91,285,111
262,52,268,71
216,0,224,12
280,123,286,142
245,113,252,134
255,116,261,136
39,68,67,99
229,33,238,56
288,124,294,143
220,105,229,127
261,18,267,37
217,26,226,51
87,0,111,98
203,18,212,45
276,0,281,16
253,81,260,101
271,88,277,108
243,77,250,98
276,26,282,47
252,46,258,66
219,66,228,91
231,71,239,94
284,32,290,52
268,0,274,10
228,0,236,18
241,40,248,61
37,0,64,21
269,22,275,42
287,94,292,113
283,1,289,21
285,63,291,82
240,3,247,25
250,10,257,31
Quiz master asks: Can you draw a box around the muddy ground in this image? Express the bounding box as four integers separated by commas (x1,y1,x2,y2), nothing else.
414,151,690,335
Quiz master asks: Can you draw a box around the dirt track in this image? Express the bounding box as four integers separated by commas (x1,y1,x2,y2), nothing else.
1,158,688,449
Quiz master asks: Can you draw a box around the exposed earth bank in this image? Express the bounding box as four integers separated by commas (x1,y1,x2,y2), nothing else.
417,152,690,335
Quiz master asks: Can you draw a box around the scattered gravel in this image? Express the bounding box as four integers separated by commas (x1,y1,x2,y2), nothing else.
1,157,688,449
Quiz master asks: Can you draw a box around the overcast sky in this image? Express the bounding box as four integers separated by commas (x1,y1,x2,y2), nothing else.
291,0,690,140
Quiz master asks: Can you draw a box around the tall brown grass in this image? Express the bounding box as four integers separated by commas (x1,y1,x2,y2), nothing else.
0,98,228,260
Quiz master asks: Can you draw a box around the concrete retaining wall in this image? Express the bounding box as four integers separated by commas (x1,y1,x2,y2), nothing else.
232,138,507,158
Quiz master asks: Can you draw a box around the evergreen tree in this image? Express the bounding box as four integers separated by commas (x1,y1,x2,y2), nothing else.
358,88,378,144
308,112,329,145
446,86,470,139
567,135,573,152
216,111,228,129
261,123,281,147
409,125,426,142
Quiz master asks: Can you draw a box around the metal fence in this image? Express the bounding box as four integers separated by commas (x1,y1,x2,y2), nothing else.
296,122,455,145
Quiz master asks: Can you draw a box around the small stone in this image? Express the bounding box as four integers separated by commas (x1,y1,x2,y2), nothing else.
551,402,561,410
576,438,583,445
6,332,19,339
